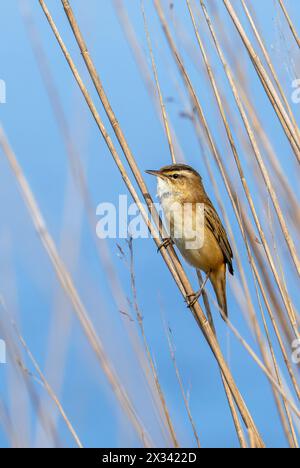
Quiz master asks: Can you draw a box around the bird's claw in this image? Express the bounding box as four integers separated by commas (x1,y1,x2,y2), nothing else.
185,274,210,308
157,238,174,253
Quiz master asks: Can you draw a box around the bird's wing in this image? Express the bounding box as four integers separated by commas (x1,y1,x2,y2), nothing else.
204,202,234,275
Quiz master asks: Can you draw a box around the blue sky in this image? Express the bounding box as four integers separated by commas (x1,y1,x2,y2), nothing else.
0,0,299,448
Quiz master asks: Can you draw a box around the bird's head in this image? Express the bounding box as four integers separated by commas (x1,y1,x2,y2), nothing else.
146,164,203,199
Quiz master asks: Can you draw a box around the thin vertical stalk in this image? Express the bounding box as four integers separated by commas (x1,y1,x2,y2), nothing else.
197,271,248,448
241,0,299,140
241,218,298,448
20,2,175,443
199,0,299,339
223,0,300,163
128,238,179,448
14,325,83,449
164,323,201,448
142,3,176,164
0,128,153,448
112,0,185,162
277,0,300,48
174,78,299,398
158,0,298,345
211,1,300,280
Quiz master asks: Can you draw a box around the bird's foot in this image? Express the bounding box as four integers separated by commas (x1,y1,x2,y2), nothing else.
157,237,174,253
185,272,210,308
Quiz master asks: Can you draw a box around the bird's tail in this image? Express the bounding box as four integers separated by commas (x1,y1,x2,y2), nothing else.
210,264,228,320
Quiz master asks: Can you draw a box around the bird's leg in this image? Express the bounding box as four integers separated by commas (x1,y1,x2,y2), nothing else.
157,237,174,253
185,271,210,308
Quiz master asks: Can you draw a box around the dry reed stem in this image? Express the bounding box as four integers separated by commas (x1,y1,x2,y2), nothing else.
41,0,266,445
0,333,27,446
241,0,300,140
0,303,62,447
197,271,248,448
23,1,182,445
189,123,250,448
20,2,173,443
223,0,300,163
13,13,88,433
147,1,246,445
0,127,153,448
222,23,300,280
259,303,298,447
175,66,300,403
199,0,299,340
206,1,300,281
75,0,267,441
155,0,299,437
228,218,295,445
277,0,300,49
239,207,300,401
190,0,300,398
210,3,296,201
238,213,298,446
0,249,32,446
188,0,300,437
142,3,176,164
164,322,201,448
244,213,295,342
248,428,256,448
186,0,299,397
237,79,300,230
55,2,297,446
197,200,253,449
267,200,299,322
212,185,295,445
227,86,298,315
39,0,185,297
213,306,300,421
196,252,299,422
161,0,293,336
128,238,179,448
264,214,299,447
0,401,15,446
176,58,295,356
161,64,257,448
36,174,82,447
112,0,185,163
13,324,83,448
157,7,257,445
198,179,297,445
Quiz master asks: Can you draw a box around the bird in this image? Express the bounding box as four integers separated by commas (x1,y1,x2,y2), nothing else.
146,163,234,319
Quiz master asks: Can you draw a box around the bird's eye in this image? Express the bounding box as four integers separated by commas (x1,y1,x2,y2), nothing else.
172,174,179,179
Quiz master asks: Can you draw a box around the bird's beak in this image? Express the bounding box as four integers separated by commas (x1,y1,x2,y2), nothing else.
145,169,164,178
